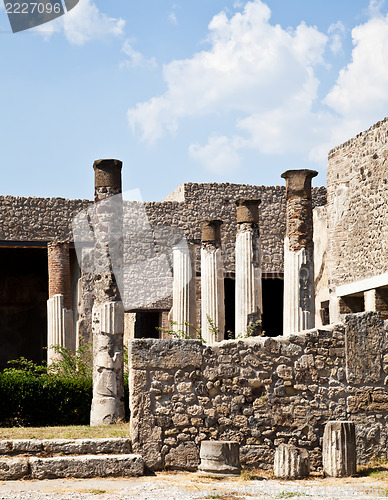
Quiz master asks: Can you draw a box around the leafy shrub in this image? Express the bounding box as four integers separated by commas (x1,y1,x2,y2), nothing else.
0,345,129,427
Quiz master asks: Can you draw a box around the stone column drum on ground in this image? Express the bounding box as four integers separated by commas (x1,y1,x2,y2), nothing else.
90,159,125,426
200,220,225,343
47,241,74,364
198,441,241,475
274,443,310,479
282,169,318,335
322,421,356,477
235,199,262,338
172,241,197,338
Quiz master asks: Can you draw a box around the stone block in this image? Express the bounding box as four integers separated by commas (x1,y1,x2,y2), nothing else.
198,440,241,475
0,457,30,480
128,339,203,370
345,312,383,385
29,454,144,479
41,438,132,455
273,443,310,479
322,421,356,477
0,439,42,454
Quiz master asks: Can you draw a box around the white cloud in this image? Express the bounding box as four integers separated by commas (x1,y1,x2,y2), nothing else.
120,40,157,69
328,21,346,54
33,0,125,45
368,0,386,17
128,0,327,144
168,11,177,25
325,14,388,121
128,0,388,172
189,136,243,173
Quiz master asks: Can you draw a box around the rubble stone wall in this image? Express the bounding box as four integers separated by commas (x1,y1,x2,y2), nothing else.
327,118,388,288
129,312,388,471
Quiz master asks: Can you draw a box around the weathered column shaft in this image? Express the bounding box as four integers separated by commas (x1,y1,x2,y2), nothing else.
282,169,317,335
47,241,74,363
323,421,356,477
235,199,262,338
90,159,125,426
201,220,225,343
172,242,197,338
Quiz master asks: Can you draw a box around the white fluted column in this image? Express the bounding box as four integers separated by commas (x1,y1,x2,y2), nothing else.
235,199,262,338
282,169,317,335
172,241,197,338
201,220,225,343
47,294,74,363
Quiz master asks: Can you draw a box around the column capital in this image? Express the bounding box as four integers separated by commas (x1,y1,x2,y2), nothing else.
93,159,122,189
235,198,261,224
281,169,318,200
200,220,222,243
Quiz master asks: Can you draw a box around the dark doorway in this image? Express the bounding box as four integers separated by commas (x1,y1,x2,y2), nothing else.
134,312,160,338
0,248,48,369
224,278,235,339
261,278,283,337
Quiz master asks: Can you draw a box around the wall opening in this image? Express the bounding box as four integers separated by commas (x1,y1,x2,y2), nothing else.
320,300,330,325
134,312,160,339
0,247,48,369
261,277,284,337
339,294,364,314
224,277,235,339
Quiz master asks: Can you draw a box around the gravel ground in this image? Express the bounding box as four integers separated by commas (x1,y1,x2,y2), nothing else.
0,472,387,500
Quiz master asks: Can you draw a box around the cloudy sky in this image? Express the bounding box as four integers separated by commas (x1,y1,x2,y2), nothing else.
0,0,387,200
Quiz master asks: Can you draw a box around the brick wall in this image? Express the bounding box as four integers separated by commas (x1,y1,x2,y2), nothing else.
47,241,72,310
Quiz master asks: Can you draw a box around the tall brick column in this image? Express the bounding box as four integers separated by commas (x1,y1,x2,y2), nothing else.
172,241,197,338
47,241,74,364
90,159,125,426
282,169,318,334
235,199,262,338
200,220,225,343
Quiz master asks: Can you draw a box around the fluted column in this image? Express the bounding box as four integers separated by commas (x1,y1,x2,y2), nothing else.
90,159,125,426
172,241,197,338
235,199,262,338
201,220,225,343
282,169,317,335
47,241,74,364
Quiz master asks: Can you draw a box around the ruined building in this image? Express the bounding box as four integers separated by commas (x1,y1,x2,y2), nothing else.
0,118,387,469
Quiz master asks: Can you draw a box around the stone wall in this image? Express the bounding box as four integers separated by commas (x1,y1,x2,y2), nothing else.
327,118,388,288
0,196,91,242
0,184,327,279
129,312,388,471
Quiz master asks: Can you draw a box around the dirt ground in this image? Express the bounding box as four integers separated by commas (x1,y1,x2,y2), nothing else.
0,470,388,500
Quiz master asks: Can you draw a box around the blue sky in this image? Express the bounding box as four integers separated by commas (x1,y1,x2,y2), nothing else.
0,0,387,201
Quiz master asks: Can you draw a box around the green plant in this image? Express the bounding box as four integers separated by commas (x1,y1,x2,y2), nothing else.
157,320,203,341
48,344,92,379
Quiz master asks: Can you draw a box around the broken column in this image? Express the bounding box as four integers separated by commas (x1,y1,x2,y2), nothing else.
172,240,197,338
198,441,241,475
323,421,356,477
200,220,225,343
274,444,310,479
90,159,125,426
47,241,74,364
235,199,262,338
282,169,318,335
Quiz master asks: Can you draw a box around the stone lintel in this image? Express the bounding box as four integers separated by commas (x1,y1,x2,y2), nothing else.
235,198,261,224
94,159,122,190
201,219,222,243
281,169,318,200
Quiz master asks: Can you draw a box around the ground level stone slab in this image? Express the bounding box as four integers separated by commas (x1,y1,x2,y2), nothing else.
29,454,144,479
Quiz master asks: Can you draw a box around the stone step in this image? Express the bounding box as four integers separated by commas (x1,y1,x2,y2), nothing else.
0,454,144,480
0,437,132,456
